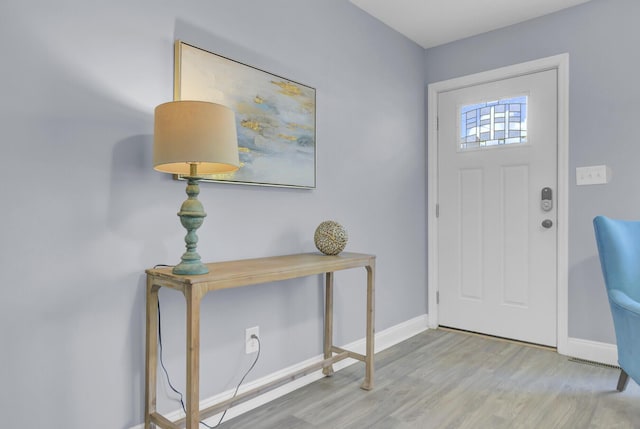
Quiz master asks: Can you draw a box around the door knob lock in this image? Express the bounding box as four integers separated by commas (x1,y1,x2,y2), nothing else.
542,219,553,229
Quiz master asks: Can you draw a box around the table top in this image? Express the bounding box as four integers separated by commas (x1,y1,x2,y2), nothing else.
146,252,375,292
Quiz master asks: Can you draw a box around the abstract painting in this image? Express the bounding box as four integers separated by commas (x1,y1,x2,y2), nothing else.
174,41,316,188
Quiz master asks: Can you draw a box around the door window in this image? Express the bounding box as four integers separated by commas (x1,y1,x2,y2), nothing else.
459,95,528,150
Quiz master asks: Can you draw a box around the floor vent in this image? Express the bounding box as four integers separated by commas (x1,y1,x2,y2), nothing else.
568,357,620,370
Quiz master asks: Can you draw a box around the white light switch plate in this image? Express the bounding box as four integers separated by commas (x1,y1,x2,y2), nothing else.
576,165,610,185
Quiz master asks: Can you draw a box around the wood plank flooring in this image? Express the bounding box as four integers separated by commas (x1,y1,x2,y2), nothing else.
220,329,640,429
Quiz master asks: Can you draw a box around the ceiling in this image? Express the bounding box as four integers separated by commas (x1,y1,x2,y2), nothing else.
350,0,593,49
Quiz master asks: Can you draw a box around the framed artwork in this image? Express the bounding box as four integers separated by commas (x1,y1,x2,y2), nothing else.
174,41,316,189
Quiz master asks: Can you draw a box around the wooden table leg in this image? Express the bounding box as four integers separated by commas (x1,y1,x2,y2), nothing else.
185,287,203,429
323,271,335,376
361,263,375,390
145,279,160,429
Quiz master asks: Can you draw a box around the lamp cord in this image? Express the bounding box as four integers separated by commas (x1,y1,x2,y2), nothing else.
156,288,261,428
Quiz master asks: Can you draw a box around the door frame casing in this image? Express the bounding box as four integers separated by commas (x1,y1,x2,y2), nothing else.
427,54,569,354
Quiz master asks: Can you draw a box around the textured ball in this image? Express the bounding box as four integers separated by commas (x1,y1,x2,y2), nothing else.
314,221,348,255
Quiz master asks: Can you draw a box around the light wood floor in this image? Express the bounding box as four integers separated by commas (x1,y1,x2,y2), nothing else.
219,329,640,428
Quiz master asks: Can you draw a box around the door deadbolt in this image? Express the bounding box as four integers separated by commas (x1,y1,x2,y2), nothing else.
542,219,553,229
541,187,553,212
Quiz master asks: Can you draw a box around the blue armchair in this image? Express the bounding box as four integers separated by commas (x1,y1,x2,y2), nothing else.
593,216,640,391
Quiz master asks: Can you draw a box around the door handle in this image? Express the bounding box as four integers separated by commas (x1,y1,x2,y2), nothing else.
542,219,553,229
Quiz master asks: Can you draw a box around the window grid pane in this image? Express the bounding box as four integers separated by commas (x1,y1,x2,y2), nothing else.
460,96,528,150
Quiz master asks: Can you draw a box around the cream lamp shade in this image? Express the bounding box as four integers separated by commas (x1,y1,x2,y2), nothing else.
153,100,240,175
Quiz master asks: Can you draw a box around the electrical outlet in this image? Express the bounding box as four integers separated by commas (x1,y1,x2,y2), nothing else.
245,326,259,354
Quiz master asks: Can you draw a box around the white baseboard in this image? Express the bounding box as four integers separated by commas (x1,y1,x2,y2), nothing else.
562,337,618,367
132,314,429,428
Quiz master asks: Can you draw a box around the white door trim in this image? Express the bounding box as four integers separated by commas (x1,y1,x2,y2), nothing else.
427,54,570,355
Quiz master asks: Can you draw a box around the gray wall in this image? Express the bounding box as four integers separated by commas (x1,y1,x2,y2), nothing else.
0,1,426,427
425,0,640,343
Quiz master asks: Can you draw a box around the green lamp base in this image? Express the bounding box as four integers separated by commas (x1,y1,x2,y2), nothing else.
173,260,208,275
172,176,209,276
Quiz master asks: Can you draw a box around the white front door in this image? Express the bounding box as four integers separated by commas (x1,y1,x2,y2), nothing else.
437,69,558,347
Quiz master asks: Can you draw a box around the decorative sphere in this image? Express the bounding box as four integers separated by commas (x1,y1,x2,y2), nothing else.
314,221,348,255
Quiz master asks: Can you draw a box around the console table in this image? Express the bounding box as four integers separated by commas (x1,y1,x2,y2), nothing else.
145,252,376,429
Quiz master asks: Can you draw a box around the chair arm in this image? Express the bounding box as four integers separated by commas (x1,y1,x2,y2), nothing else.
609,289,640,317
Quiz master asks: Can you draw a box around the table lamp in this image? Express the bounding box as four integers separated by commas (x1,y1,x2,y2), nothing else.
153,100,240,275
